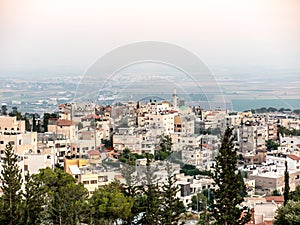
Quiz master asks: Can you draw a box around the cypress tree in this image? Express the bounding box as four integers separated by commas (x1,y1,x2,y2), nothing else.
284,161,290,206
237,170,247,198
0,143,23,225
138,154,163,225
121,163,141,225
211,127,251,225
160,163,185,225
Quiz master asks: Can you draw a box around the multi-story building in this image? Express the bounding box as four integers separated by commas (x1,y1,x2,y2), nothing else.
48,118,76,141
238,123,266,155
249,168,300,195
0,116,37,156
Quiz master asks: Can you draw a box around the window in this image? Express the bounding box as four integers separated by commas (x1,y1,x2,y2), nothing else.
19,140,21,145
9,141,15,145
91,180,97,184
24,165,28,171
83,181,89,185
0,141,4,144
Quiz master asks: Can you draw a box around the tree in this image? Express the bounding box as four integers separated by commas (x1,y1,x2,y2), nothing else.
0,143,23,225
180,164,212,177
211,127,251,225
238,171,247,198
272,189,281,196
265,140,279,151
284,161,290,206
160,163,186,225
138,155,163,225
77,122,83,130
88,181,133,225
155,135,172,160
43,113,58,132
32,114,37,132
290,185,300,201
274,201,300,225
35,167,88,225
121,163,141,225
23,173,44,225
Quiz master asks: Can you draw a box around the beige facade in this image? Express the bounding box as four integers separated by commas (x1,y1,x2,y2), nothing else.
238,124,266,155
0,116,25,132
250,169,300,195
48,119,76,141
0,116,37,156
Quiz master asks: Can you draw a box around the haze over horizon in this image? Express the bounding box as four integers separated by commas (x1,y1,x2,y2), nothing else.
1,0,300,77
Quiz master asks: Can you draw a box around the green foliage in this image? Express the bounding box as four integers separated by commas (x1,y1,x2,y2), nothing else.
0,143,23,225
35,167,88,225
119,148,153,165
101,138,113,147
180,164,212,177
120,163,141,225
272,189,282,196
274,201,300,225
138,156,163,224
290,185,300,201
284,161,290,206
190,191,213,225
278,126,300,136
238,171,247,198
160,164,186,225
211,127,251,225
190,192,207,211
77,122,83,130
265,140,279,151
43,113,58,132
23,173,44,225
155,135,172,160
88,181,133,225
9,110,23,120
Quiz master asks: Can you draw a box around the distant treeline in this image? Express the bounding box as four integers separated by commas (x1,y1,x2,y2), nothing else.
245,107,300,115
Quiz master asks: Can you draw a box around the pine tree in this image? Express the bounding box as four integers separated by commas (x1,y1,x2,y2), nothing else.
284,161,290,206
88,181,133,225
121,163,141,225
23,173,44,225
274,201,300,225
211,127,251,225
161,163,185,225
138,154,163,225
35,167,88,225
0,143,23,225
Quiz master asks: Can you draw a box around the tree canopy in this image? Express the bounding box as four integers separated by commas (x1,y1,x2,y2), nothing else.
211,127,251,225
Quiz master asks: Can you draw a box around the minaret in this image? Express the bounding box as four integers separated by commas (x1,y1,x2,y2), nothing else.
173,88,177,109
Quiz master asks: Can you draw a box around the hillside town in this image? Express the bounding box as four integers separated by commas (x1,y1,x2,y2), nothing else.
0,89,300,224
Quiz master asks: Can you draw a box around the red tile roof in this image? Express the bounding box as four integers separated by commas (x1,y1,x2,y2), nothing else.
81,114,100,120
288,154,300,161
265,196,284,205
87,150,100,156
57,119,74,126
201,144,212,149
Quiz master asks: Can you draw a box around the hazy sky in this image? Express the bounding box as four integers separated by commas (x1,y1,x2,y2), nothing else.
0,0,300,76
